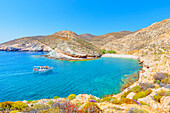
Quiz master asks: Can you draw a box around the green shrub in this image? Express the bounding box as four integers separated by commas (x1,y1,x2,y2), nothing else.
47,100,53,106
81,102,101,113
153,95,162,103
96,99,101,103
100,49,106,54
101,96,118,104
154,80,157,83
0,101,14,110
0,107,4,111
132,89,152,100
76,102,82,107
130,86,142,93
157,80,161,84
11,101,28,111
53,96,59,99
100,49,116,54
67,94,76,100
27,100,37,104
110,98,118,104
119,98,136,104
27,100,33,102
106,50,116,54
165,91,170,96
139,101,150,106
32,104,50,110
10,110,20,113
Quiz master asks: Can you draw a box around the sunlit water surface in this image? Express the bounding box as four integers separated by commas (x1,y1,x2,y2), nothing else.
0,51,140,102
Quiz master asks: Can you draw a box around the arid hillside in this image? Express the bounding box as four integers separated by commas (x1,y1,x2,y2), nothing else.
87,31,132,48
39,30,101,60
79,33,96,39
102,18,170,55
0,36,51,51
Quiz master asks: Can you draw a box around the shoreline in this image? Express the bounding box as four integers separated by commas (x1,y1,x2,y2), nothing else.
101,54,138,59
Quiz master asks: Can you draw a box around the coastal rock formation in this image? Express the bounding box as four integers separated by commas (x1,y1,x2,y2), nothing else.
0,36,52,52
0,30,101,60
40,30,101,60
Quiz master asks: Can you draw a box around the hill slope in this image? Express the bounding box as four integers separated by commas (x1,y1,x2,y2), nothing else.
102,18,170,55
39,30,101,60
87,31,132,48
79,33,96,39
0,36,51,51
0,30,101,60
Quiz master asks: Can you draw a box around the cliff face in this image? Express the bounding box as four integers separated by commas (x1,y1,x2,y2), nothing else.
101,19,170,55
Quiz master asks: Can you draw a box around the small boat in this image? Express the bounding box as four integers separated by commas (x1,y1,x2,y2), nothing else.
33,66,53,73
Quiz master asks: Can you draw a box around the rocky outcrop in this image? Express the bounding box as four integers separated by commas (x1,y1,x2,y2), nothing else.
39,30,101,60
0,36,52,52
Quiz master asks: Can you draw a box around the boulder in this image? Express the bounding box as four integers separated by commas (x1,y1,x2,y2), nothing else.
153,73,167,81
159,83,166,87
165,84,170,89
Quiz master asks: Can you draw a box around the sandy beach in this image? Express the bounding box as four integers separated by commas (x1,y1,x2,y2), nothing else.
101,54,138,59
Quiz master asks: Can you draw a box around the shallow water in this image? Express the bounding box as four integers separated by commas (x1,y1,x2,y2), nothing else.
0,51,140,102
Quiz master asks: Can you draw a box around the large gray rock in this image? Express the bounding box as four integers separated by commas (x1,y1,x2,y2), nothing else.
165,84,170,89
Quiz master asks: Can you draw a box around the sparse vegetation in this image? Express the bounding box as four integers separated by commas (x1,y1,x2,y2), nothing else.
67,94,76,100
153,90,170,103
81,102,101,113
101,96,118,104
100,49,116,54
132,89,152,100
53,96,59,99
119,98,136,104
130,85,142,93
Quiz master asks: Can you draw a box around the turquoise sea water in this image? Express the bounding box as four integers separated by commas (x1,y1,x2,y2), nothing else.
0,51,140,102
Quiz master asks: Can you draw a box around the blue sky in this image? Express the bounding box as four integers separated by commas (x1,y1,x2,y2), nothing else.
0,0,170,43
